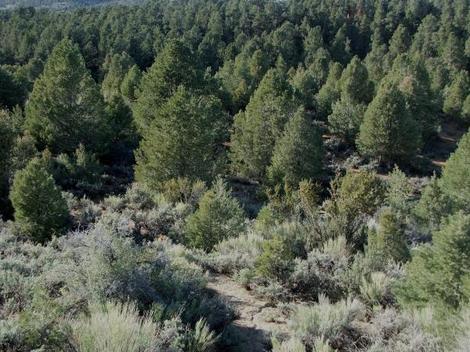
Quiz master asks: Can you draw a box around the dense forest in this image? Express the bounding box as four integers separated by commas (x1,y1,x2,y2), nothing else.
0,0,469,351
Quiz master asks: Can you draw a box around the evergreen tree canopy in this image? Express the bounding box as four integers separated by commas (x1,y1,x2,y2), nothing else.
133,40,206,132
368,208,410,264
338,56,374,104
25,39,109,154
441,129,470,212
230,67,296,180
10,157,68,242
267,108,323,187
135,86,228,189
357,80,421,164
185,178,245,252
396,212,470,310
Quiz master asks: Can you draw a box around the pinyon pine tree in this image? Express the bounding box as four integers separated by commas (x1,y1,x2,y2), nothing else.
357,80,421,164
268,108,323,187
185,178,245,251
230,67,296,180
25,39,108,154
10,157,68,242
135,86,227,189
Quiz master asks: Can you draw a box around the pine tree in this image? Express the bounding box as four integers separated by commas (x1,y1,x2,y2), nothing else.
0,110,15,211
315,62,342,119
185,178,245,251
133,40,205,131
338,56,374,104
10,157,68,242
441,130,470,212
443,71,470,122
120,65,142,104
388,24,411,59
327,98,366,143
101,52,135,102
396,212,470,309
357,80,421,164
368,208,410,264
135,86,228,189
230,67,296,180
267,108,323,187
389,55,439,139
25,39,109,154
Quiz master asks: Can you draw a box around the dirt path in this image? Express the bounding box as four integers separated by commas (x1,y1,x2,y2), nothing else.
206,274,290,352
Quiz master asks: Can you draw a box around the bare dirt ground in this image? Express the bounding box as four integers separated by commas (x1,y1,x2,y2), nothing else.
207,273,292,352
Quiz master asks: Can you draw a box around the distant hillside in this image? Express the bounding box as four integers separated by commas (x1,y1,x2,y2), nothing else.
0,0,141,9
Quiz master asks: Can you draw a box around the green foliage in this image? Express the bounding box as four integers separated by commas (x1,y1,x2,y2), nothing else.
443,71,470,122
441,130,470,212
267,108,323,187
395,212,470,310
25,39,109,154
135,86,228,188
255,235,295,281
185,178,245,252
390,55,439,139
338,56,374,104
357,80,421,164
230,67,296,180
327,98,366,143
120,65,142,104
316,62,342,119
368,208,410,264
415,176,453,231
133,40,206,132
385,166,414,216
10,157,68,242
325,170,384,249
288,295,365,350
101,52,134,102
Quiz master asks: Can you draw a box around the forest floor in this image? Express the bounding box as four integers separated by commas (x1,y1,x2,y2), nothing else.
207,273,293,352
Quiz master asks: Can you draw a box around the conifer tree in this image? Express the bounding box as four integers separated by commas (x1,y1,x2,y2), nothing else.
133,40,205,131
441,130,470,212
135,86,227,189
185,178,245,251
443,71,470,122
388,24,411,59
328,98,366,143
230,67,296,180
25,39,108,154
338,56,374,104
357,80,421,164
0,110,14,211
101,52,135,102
267,108,323,187
368,208,410,264
10,157,68,242
389,55,439,139
396,212,470,309
315,62,342,119
120,65,142,104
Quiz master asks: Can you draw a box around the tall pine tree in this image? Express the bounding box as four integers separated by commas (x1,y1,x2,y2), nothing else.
25,39,108,154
